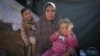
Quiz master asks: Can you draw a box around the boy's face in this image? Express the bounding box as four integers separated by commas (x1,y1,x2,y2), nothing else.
22,10,32,20
59,23,72,35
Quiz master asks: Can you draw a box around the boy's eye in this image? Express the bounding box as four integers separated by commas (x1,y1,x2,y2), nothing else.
25,13,28,15
28,12,31,14
24,12,31,15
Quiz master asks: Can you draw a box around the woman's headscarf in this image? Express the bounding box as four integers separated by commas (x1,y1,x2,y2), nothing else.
40,2,60,28
43,2,56,12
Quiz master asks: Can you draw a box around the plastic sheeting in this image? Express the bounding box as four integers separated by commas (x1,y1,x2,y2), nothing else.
0,0,39,31
50,0,100,49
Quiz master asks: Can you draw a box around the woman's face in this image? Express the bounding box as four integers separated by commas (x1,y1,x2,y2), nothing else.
22,10,32,20
59,23,72,35
45,5,55,20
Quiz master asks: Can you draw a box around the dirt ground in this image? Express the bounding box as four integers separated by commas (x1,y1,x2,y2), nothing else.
0,30,24,56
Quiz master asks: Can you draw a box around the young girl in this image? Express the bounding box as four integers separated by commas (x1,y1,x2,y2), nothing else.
20,8,36,56
42,18,78,56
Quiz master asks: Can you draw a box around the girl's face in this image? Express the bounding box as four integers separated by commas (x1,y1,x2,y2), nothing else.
59,23,72,35
22,10,32,20
45,5,55,20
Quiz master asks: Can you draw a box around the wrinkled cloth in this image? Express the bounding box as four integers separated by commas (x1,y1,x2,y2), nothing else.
36,15,61,55
20,18,36,44
42,32,78,56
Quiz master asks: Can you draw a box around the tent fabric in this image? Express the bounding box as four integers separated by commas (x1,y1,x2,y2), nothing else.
0,0,100,50
49,0,100,50
0,0,39,31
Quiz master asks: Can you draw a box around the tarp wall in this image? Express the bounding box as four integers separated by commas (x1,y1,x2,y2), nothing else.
50,0,100,50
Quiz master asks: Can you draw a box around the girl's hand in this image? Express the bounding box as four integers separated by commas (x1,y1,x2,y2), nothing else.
56,30,60,37
67,30,72,38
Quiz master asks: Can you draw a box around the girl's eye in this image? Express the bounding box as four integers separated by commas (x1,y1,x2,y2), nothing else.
65,27,68,29
61,27,64,29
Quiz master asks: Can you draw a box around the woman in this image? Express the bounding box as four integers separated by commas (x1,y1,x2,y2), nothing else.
35,2,61,56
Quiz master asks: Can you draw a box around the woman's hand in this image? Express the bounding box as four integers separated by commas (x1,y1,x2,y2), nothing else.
25,41,31,47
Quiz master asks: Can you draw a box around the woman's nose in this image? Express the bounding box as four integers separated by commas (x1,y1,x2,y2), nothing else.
49,11,52,15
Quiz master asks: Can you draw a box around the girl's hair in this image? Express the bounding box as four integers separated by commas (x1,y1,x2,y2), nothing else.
57,18,73,30
20,8,29,16
43,2,56,12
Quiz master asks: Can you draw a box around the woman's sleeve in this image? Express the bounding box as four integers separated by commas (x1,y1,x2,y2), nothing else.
50,32,58,42
67,33,78,49
20,23,29,43
35,20,41,43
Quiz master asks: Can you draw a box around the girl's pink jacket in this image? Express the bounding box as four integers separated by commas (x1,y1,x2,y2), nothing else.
50,32,78,52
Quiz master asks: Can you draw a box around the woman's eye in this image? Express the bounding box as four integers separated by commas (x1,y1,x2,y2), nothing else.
46,10,49,12
51,10,55,12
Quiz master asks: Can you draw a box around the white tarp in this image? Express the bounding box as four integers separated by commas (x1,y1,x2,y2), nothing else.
0,0,39,31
